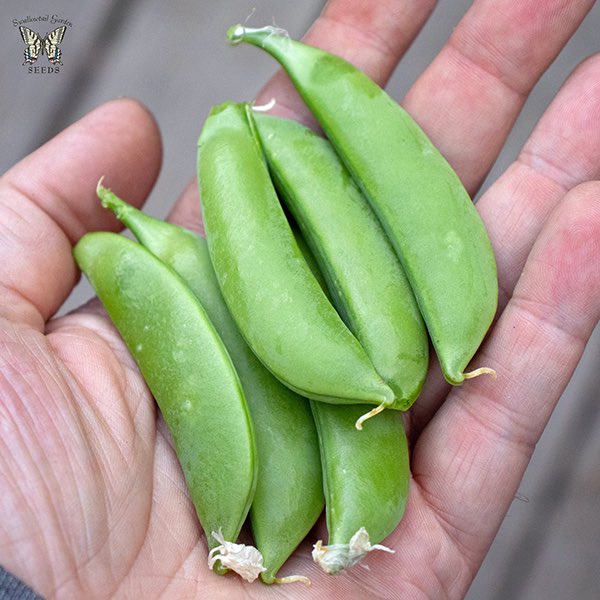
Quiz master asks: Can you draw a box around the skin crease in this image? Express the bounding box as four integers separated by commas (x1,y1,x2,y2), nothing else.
0,0,600,598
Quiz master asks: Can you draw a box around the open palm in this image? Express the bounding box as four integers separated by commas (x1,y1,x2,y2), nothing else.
2,2,599,598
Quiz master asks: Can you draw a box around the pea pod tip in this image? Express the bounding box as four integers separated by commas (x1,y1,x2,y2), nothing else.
96,175,106,193
251,97,277,113
463,366,497,380
354,403,387,430
268,574,311,586
226,24,290,46
95,178,130,222
312,528,394,574
448,366,497,385
207,530,266,583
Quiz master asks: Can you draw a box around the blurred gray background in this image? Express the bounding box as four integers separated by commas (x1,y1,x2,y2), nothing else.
1,1,599,598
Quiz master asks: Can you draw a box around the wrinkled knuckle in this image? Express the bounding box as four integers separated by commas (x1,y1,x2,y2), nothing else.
558,181,600,244
564,180,600,205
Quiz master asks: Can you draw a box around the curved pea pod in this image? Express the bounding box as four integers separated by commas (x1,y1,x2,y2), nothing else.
73,232,258,580
310,401,409,574
252,112,428,413
197,101,395,408
228,25,498,386
98,187,323,585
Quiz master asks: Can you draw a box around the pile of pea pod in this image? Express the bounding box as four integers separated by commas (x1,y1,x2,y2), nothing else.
73,24,498,586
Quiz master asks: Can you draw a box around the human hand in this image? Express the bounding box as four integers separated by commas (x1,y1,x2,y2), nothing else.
1,1,599,598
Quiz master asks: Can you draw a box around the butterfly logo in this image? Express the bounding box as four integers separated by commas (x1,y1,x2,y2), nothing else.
19,26,66,65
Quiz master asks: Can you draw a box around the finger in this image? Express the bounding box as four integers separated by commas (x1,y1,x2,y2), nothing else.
481,54,600,303
255,0,438,124
409,53,600,433
413,181,600,572
404,0,595,193
0,99,162,328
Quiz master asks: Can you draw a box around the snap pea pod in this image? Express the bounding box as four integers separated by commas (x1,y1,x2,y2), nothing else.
252,112,428,413
289,218,410,574
228,25,498,386
310,402,409,574
197,101,395,407
99,186,323,585
73,232,257,579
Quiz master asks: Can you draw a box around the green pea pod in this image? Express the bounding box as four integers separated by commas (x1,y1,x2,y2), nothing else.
290,224,410,574
99,187,323,585
73,232,258,580
310,401,409,574
228,25,498,386
197,101,395,408
252,112,428,412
